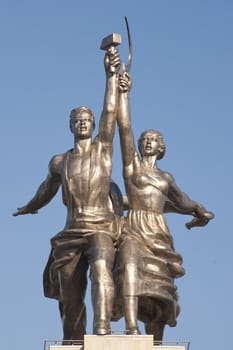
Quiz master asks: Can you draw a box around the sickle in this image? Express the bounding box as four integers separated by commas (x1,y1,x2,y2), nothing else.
124,16,132,72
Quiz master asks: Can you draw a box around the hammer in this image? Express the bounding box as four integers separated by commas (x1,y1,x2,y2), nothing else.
100,33,121,73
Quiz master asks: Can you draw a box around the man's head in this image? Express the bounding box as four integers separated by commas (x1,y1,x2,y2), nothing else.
138,129,166,159
69,107,95,139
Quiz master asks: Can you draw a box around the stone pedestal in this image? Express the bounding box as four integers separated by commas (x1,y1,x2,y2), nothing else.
85,335,153,350
48,335,187,350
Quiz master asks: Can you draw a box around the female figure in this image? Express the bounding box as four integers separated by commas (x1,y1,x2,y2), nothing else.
115,72,213,340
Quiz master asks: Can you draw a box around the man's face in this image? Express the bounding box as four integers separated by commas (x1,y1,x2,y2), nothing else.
140,132,160,156
70,111,94,139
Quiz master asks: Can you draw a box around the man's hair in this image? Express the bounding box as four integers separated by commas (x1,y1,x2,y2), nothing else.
138,129,166,160
69,106,96,129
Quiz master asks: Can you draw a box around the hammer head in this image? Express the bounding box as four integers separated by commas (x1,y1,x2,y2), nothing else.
100,33,122,50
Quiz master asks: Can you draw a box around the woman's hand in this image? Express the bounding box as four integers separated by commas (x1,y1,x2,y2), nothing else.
119,71,132,92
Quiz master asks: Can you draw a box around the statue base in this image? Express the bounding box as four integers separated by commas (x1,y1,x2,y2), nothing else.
85,335,153,350
47,335,188,350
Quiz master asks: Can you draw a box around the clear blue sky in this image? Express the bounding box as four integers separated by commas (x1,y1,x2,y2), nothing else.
1,1,232,350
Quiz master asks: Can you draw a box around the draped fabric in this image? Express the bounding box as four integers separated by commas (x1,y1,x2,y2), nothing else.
113,209,185,326
43,213,122,299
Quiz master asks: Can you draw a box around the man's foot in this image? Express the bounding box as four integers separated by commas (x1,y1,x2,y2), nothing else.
94,321,111,335
95,327,110,335
126,327,141,335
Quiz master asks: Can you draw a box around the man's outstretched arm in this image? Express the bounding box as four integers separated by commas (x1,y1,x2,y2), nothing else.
13,155,62,216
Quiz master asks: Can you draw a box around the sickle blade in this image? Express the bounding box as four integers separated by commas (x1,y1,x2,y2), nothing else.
125,16,132,72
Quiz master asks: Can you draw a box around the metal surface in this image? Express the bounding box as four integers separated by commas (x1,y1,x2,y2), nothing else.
13,24,214,344
115,71,214,340
100,33,122,50
100,33,121,74
124,16,132,72
14,41,121,342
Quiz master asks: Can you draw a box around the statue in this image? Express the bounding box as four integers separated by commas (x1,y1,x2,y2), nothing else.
13,39,122,343
13,20,214,343
112,71,214,340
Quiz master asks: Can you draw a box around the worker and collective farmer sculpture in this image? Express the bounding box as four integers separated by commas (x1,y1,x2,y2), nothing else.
13,25,214,343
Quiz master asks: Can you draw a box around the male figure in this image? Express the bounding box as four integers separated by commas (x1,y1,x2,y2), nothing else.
13,47,121,341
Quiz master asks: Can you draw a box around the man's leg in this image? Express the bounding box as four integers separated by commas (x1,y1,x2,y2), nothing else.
87,234,115,335
118,238,140,334
145,320,165,343
58,254,88,342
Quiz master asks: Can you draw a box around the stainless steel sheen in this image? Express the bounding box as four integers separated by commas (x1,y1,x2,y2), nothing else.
13,26,214,344
112,71,214,340
13,38,122,343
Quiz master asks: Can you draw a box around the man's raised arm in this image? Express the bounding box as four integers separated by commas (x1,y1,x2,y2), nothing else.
13,155,62,216
98,46,121,143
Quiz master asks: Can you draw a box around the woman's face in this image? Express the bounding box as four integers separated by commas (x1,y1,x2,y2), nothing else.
140,132,160,156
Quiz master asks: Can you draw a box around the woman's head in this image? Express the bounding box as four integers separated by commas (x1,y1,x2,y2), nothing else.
138,130,166,159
